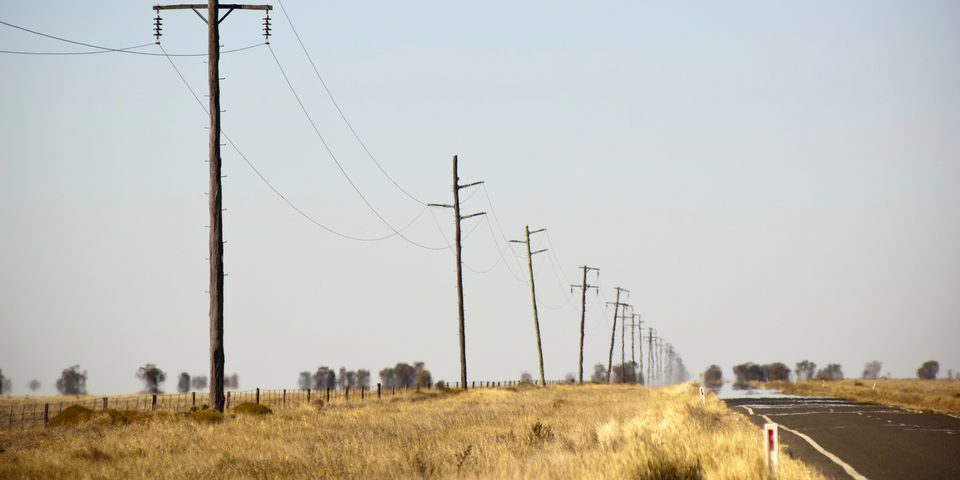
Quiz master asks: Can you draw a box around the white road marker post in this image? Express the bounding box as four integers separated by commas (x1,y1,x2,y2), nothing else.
764,423,779,479
699,385,705,404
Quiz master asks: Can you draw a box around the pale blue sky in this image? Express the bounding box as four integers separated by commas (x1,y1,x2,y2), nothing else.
2,1,958,394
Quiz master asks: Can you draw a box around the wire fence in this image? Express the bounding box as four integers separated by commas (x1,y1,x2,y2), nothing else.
0,379,573,430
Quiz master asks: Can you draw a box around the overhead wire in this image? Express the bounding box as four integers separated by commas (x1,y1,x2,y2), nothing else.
266,43,448,250
0,19,262,56
480,184,528,274
275,0,425,206
158,43,432,243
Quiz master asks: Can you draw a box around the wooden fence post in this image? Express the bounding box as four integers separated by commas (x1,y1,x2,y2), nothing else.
307,389,311,403
192,392,196,407
361,386,365,401
103,397,108,410
152,395,157,411
283,389,287,408
345,386,350,402
256,388,260,404
43,403,49,426
326,388,330,403
377,383,382,399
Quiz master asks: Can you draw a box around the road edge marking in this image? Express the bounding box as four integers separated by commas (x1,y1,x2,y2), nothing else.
760,414,870,480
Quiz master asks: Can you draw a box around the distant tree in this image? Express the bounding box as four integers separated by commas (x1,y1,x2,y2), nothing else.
136,364,166,393
795,360,817,381
917,361,939,380
393,363,418,388
732,362,765,386
56,365,88,395
177,372,191,393
379,367,395,388
520,372,533,383
225,374,239,390
28,379,41,392
861,361,883,380
0,369,11,394
416,370,432,389
590,363,607,383
612,362,637,383
703,365,723,387
297,371,312,390
765,363,791,382
356,369,371,389
313,367,336,390
191,375,208,391
816,364,843,380
338,367,357,390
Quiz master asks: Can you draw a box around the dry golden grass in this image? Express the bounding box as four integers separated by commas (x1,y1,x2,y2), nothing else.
767,379,960,416
0,383,827,479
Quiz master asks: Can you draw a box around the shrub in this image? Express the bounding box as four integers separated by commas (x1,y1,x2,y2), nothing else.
232,402,272,415
816,364,844,380
48,405,95,427
190,409,224,423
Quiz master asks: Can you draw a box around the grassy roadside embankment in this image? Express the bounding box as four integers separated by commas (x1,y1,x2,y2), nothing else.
0,383,826,479
766,379,960,416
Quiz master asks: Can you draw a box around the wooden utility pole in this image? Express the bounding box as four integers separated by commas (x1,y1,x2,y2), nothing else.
647,327,655,386
620,304,631,380
153,1,272,412
605,287,629,383
429,155,484,390
570,266,598,383
629,313,641,384
511,226,547,386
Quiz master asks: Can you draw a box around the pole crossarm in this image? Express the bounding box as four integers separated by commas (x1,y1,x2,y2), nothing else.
460,212,486,220
457,180,484,190
154,4,272,10
531,248,548,255
427,203,454,208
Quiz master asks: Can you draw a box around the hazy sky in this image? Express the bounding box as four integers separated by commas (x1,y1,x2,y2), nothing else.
2,1,958,395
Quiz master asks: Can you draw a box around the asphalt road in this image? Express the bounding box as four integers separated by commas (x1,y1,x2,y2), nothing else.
725,396,960,480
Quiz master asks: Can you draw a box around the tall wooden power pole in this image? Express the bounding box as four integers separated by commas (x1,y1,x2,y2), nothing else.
620,304,631,379
647,327,655,386
153,1,272,413
605,287,629,383
429,155,484,390
570,266,598,383
511,226,547,386
629,313,642,384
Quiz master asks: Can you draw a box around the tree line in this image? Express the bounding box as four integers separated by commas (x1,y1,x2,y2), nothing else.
699,359,949,387
0,358,950,396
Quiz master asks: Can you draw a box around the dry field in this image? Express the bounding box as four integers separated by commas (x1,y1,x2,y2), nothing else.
0,383,827,479
766,378,960,416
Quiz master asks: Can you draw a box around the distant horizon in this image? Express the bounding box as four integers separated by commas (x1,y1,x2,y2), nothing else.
3,1,958,397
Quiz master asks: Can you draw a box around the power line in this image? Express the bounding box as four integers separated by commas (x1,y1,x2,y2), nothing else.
480,184,527,272
266,44,447,250
158,43,437,244
275,0,426,205
0,19,262,56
